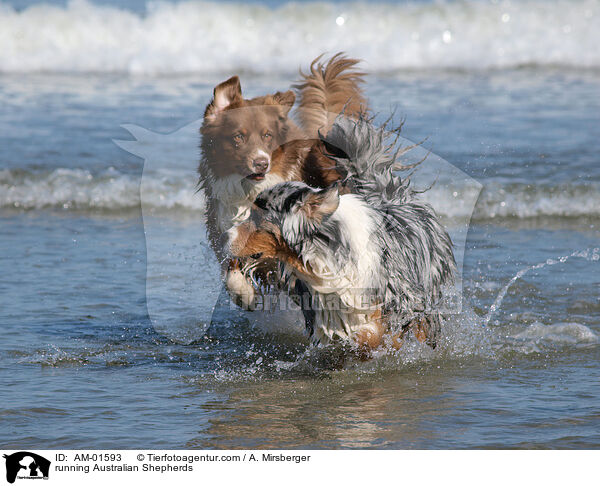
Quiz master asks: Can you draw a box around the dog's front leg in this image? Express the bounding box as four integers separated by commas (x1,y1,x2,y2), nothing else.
354,309,386,359
225,259,257,311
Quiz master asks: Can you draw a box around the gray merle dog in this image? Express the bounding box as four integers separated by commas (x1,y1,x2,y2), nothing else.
225,116,455,352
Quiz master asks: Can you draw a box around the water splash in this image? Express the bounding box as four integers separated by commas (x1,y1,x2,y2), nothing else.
486,247,600,325
512,322,599,344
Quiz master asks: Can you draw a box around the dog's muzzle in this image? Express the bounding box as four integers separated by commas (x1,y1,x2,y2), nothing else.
246,151,271,181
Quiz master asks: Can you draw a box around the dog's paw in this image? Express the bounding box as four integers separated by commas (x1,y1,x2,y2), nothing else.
226,267,256,311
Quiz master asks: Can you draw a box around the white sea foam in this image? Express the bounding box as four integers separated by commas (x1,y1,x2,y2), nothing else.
2,167,599,220
0,0,599,74
469,183,600,219
0,167,204,211
512,322,599,345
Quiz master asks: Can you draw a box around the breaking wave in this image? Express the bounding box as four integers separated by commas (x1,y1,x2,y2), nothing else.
0,0,599,74
2,167,599,220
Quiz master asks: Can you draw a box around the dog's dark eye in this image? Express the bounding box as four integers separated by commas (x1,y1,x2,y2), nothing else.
233,133,244,144
254,196,267,210
249,252,263,259
262,132,272,140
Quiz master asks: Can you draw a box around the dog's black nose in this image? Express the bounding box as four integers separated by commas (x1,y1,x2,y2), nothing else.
252,157,269,173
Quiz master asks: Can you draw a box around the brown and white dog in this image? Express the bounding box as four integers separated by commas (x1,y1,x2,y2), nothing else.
198,53,367,309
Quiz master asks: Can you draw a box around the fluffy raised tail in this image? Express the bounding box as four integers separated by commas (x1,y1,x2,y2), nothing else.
294,53,368,138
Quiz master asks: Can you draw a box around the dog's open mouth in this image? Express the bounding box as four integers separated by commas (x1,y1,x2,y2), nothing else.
246,173,266,181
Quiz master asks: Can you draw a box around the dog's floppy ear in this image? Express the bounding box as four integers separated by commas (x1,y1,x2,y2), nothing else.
299,185,339,220
205,76,242,120
272,90,295,116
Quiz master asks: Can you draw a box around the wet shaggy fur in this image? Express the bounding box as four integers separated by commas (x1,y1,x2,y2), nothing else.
226,116,456,348
198,54,368,309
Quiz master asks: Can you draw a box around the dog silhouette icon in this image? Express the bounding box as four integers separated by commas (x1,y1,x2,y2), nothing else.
3,452,50,483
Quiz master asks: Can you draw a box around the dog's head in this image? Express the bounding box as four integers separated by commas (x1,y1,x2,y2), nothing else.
201,76,296,181
225,182,340,262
